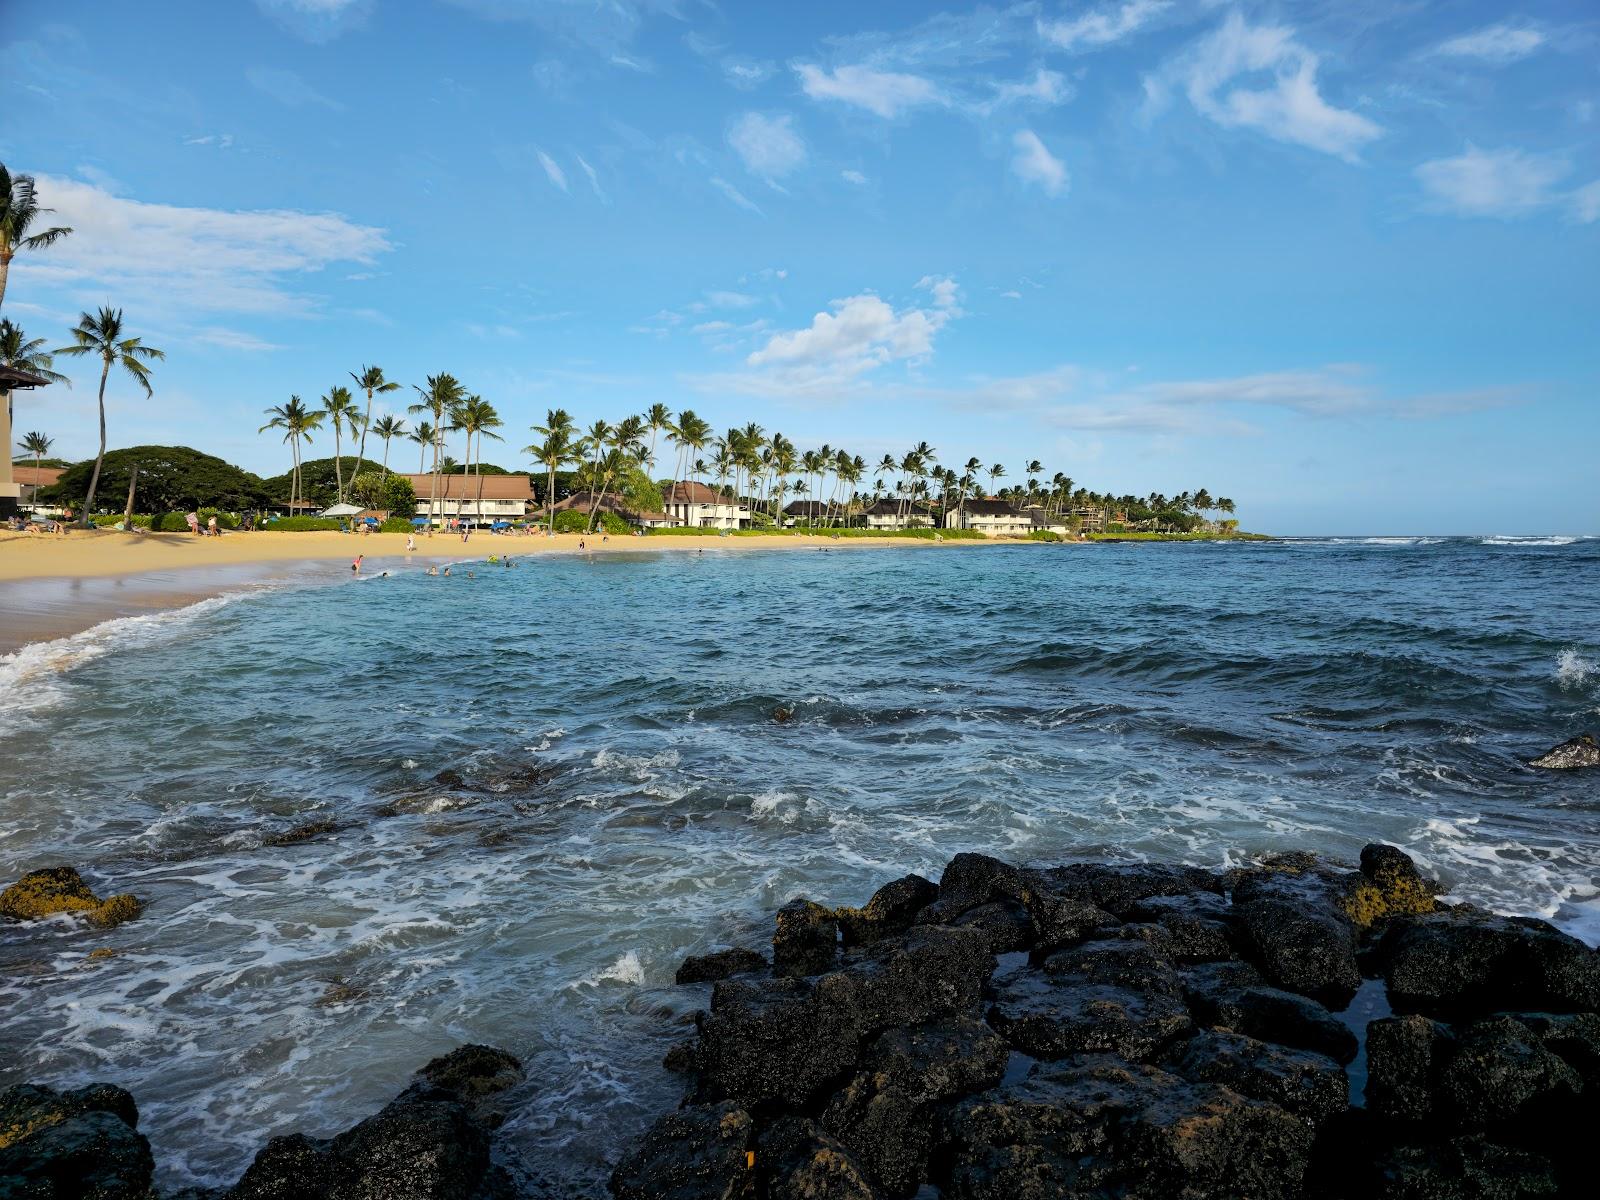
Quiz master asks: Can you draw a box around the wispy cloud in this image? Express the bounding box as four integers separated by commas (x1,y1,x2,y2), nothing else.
537,149,569,192
841,169,868,185
982,68,1072,112
245,65,342,109
253,0,371,43
1414,145,1576,219
1147,13,1381,161
1011,130,1069,196
1040,0,1172,52
17,174,390,318
575,154,607,202
710,175,763,215
794,63,944,119
1430,23,1546,65
728,112,807,183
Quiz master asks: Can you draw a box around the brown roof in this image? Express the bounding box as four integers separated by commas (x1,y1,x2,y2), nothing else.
401,473,534,500
539,491,669,523
12,465,63,487
963,499,1025,515
0,364,53,389
663,481,738,505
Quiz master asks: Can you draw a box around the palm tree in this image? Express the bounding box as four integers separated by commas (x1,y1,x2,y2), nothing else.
409,373,465,532
525,408,576,531
55,308,163,524
321,386,360,503
18,430,51,510
0,318,70,431
590,415,645,531
986,463,1005,498
1025,460,1042,506
457,395,503,525
371,414,406,477
0,166,72,312
260,396,323,513
409,421,436,473
643,402,673,482
349,365,401,479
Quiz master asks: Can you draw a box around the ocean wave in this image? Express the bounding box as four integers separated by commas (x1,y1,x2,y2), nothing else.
1481,535,1579,546
0,596,233,724
1359,536,1445,546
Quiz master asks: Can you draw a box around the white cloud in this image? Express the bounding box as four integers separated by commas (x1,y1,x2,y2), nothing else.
191,327,283,352
575,154,607,202
726,281,962,395
16,175,390,318
1431,23,1545,65
722,58,774,89
1040,1,1172,52
1156,13,1381,161
536,150,569,192
1001,289,1022,299
1011,130,1069,196
692,320,734,334
1573,181,1600,224
728,112,807,182
710,176,763,215
254,0,370,42
704,290,760,309
245,65,342,109
841,169,868,185
795,63,943,118
985,68,1072,111
1414,145,1569,218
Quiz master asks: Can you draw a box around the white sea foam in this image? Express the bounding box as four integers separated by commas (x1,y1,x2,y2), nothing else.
1481,535,1578,546
1359,536,1444,546
567,951,644,989
0,596,232,723
1555,649,1596,690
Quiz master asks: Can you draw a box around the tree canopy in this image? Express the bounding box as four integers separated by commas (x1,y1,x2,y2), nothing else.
44,446,268,513
259,455,380,508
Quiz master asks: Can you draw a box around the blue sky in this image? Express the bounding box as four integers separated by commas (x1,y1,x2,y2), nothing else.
3,0,1596,534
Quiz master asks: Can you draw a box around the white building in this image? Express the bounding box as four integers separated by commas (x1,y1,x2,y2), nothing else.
862,500,933,531
402,473,535,526
944,498,1032,537
663,481,749,529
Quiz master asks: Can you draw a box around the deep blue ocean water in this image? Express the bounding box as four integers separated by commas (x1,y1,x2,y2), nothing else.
2,535,1598,1194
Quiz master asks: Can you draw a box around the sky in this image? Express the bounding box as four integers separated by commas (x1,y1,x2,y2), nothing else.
2,0,1596,535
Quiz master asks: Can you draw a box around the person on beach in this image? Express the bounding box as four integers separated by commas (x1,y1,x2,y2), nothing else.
186,512,201,536
352,554,364,574
406,534,416,552
578,538,586,551
207,515,219,537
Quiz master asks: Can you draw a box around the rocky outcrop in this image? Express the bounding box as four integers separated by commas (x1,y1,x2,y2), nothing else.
0,866,143,929
1528,732,1600,769
677,947,769,984
0,1083,152,1200
635,845,1600,1199
229,1044,523,1199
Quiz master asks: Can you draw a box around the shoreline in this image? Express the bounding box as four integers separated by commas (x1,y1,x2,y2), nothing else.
0,529,973,654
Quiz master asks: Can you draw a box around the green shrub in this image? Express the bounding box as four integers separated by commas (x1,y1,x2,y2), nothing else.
551,508,630,534
197,507,240,530
1028,530,1063,542
263,516,345,532
379,517,416,533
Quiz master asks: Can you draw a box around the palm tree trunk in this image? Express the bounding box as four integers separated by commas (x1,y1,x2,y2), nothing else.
333,422,345,504
122,464,138,528
78,360,112,526
381,440,391,479
356,387,373,476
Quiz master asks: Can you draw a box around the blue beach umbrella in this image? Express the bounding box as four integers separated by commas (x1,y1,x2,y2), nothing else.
411,517,429,526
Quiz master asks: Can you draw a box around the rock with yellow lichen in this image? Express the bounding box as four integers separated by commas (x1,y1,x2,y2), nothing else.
0,1082,152,1197
0,866,143,929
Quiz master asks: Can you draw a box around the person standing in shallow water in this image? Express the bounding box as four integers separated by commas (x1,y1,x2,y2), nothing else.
352,554,363,574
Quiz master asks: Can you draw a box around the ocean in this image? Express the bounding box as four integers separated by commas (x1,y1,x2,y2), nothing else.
2,535,1598,1194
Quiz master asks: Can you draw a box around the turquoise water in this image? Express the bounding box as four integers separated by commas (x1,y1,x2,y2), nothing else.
2,536,1598,1194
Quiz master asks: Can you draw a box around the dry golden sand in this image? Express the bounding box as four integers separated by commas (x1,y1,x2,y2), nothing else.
0,527,979,652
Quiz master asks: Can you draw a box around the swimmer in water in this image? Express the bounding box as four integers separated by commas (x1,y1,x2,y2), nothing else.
426,566,438,576
442,566,451,576
352,554,364,573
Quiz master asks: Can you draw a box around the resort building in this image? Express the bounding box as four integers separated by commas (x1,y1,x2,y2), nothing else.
401,473,536,526
863,500,934,531
0,362,54,520
11,464,64,516
782,500,829,527
944,498,1032,537
537,490,672,530
1023,506,1070,537
663,481,749,529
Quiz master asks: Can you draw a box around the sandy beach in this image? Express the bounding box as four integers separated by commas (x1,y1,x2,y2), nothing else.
0,527,969,651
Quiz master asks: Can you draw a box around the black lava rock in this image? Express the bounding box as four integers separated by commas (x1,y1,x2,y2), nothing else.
677,947,769,985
